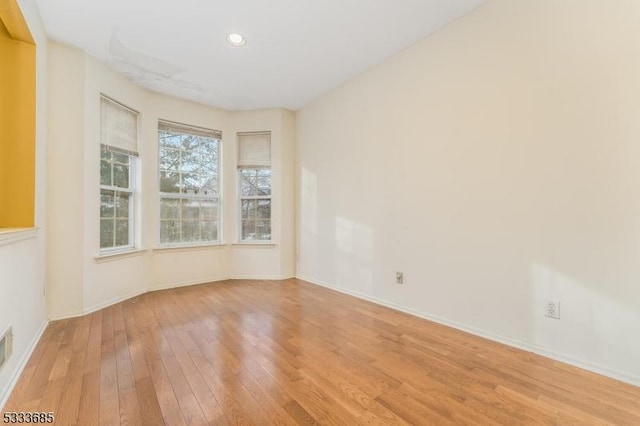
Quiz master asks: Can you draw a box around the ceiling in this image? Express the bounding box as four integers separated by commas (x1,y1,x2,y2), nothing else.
35,0,487,111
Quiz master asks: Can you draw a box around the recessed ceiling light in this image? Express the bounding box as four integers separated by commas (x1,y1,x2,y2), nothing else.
226,33,246,47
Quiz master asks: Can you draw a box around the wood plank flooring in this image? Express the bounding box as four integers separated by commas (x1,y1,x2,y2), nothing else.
4,278,640,425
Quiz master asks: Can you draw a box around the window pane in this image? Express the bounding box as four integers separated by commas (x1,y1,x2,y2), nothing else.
182,173,200,193
100,190,115,218
100,159,112,186
182,220,200,242
201,220,217,241
256,219,271,240
160,220,179,244
257,173,271,195
160,198,180,219
100,219,114,248
200,151,218,174
257,199,271,219
115,219,129,247
101,145,111,160
201,177,218,196
196,175,211,194
115,192,130,218
160,171,180,193
201,200,217,220
112,152,129,165
181,199,200,220
159,133,182,148
241,170,258,196
240,168,270,196
242,220,256,240
113,163,129,188
181,149,200,173
181,134,199,151
241,199,257,220
159,147,180,171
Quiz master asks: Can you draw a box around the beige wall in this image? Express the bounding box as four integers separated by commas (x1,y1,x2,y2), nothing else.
296,0,640,385
46,43,296,319
47,44,85,317
230,109,296,278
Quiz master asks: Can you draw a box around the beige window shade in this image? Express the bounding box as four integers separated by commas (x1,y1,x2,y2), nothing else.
158,120,222,140
100,96,138,152
238,132,271,168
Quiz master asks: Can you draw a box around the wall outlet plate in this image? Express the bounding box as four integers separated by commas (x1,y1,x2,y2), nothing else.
395,271,403,284
544,300,560,319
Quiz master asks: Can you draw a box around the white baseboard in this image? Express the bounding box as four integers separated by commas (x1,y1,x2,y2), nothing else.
48,309,85,322
230,274,296,280
296,275,640,388
82,288,148,317
147,276,230,292
46,274,295,321
80,276,296,317
0,320,49,411
49,276,233,321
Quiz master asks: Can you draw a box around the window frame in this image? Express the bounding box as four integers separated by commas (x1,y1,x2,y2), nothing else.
237,131,272,243
237,167,273,242
99,95,139,255
158,120,222,247
99,145,138,254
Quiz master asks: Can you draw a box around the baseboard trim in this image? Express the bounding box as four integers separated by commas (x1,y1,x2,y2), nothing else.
147,276,231,292
82,288,148,317
0,320,49,411
48,310,85,322
48,273,299,322
296,275,640,388
230,275,296,280
49,276,233,321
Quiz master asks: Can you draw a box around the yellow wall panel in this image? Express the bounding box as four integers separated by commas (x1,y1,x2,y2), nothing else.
0,0,35,227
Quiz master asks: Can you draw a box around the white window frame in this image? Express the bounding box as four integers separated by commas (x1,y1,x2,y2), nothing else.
99,95,139,254
99,145,137,253
237,132,272,243
158,120,222,247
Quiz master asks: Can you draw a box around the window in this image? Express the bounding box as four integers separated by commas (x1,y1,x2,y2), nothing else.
158,121,221,246
100,96,138,252
237,132,271,241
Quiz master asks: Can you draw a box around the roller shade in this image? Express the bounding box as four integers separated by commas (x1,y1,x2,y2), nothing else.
158,120,222,140
100,96,138,152
238,132,271,169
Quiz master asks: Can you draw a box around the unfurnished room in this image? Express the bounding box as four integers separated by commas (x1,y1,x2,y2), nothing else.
1,0,640,424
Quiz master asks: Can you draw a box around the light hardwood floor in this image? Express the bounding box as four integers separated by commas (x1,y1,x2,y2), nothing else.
4,279,640,425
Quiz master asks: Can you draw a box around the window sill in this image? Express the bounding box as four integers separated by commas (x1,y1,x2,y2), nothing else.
0,227,38,247
95,248,148,263
152,243,228,254
232,242,276,248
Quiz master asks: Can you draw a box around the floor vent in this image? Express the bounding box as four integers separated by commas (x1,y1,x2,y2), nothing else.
0,327,13,371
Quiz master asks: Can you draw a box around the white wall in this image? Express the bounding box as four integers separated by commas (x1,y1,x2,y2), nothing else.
46,43,296,319
296,0,640,385
0,0,48,408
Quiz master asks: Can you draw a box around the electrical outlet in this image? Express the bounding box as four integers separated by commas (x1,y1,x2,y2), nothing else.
395,271,403,284
544,300,560,319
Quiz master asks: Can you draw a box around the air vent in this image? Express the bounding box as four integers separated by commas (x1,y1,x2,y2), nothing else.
0,327,13,370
